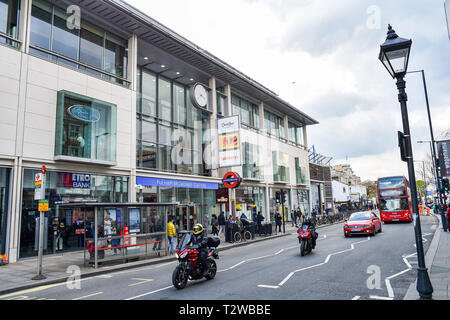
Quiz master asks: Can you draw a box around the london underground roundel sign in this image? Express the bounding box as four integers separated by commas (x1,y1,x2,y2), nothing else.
222,172,242,189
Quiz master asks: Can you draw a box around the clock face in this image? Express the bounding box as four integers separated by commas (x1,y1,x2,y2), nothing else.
193,84,208,108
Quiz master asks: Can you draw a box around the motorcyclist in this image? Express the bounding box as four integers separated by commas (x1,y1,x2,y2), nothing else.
191,223,209,276
301,217,318,249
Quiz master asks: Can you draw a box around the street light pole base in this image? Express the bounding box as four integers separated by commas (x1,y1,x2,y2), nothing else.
31,274,47,280
417,267,433,300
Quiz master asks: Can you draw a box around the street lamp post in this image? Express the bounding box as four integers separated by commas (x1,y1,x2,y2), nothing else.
379,25,433,300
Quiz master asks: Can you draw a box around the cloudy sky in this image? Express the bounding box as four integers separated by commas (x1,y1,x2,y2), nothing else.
127,0,450,181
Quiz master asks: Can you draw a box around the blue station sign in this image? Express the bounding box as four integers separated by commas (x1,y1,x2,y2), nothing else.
136,177,219,190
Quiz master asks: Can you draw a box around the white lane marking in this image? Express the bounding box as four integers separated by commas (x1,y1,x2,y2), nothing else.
128,278,154,287
125,285,173,300
71,292,103,300
352,296,360,300
218,236,326,273
265,237,371,288
369,295,393,300
258,285,280,289
369,252,418,300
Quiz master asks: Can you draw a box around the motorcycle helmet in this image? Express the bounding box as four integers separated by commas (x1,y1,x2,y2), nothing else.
193,223,204,235
304,217,311,225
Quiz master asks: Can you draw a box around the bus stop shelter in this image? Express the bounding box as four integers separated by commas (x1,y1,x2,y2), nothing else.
57,202,177,268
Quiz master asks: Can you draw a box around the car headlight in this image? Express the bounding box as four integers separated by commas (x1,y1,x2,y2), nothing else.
363,224,372,228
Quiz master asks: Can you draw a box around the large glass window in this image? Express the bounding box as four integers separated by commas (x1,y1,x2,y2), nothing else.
52,6,79,66
231,94,259,129
288,122,296,143
0,0,20,47
242,142,263,179
158,78,172,122
273,151,289,182
79,22,103,71
30,0,51,53
136,66,205,176
0,167,11,255
29,0,127,83
55,90,117,163
173,84,186,126
141,71,157,117
19,169,128,258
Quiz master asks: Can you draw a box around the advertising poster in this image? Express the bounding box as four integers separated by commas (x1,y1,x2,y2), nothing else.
218,115,241,167
129,208,141,233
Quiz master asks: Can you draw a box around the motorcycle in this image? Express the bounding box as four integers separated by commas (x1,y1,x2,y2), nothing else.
172,233,219,289
297,224,315,256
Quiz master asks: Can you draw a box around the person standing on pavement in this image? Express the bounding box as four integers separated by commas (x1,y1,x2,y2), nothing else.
252,211,258,235
275,211,282,232
446,205,450,232
291,209,296,227
257,211,265,234
167,217,176,254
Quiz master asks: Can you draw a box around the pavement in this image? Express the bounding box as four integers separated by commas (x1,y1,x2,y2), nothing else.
0,224,300,296
404,213,450,300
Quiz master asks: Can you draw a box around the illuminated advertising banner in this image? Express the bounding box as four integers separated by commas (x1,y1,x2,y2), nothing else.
218,116,241,167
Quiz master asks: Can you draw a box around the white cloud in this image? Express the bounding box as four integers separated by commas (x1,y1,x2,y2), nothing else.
126,0,450,181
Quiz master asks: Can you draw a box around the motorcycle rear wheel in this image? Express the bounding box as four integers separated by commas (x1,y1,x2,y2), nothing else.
172,265,188,289
204,259,217,280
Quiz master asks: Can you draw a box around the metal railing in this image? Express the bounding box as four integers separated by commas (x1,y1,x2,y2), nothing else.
0,31,21,49
84,232,167,266
29,45,131,86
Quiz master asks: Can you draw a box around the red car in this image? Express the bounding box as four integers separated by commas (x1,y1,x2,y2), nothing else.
344,212,382,237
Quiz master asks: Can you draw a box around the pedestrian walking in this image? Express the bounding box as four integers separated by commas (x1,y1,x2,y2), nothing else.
218,212,226,237
203,214,210,234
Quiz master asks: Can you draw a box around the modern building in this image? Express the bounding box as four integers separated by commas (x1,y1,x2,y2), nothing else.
308,149,333,214
0,0,318,263
332,164,361,186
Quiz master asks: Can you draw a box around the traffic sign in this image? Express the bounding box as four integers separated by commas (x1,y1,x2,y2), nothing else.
38,200,49,212
222,172,241,189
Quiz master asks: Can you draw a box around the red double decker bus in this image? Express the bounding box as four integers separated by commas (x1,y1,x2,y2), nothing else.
377,176,413,222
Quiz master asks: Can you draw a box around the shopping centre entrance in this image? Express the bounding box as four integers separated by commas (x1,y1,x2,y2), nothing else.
174,204,201,232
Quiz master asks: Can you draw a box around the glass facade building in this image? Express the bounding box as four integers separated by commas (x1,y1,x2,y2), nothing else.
0,0,317,262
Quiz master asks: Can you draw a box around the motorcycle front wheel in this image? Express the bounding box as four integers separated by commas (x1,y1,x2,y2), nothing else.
204,259,217,280
172,265,188,289
300,239,306,256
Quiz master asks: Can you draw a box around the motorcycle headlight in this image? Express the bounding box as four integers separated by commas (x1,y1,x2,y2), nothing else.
180,252,188,259
175,252,179,259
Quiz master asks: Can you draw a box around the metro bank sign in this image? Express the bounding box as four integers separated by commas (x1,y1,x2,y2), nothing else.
58,172,91,189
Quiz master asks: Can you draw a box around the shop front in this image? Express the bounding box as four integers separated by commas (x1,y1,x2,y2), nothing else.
292,188,311,217
136,176,219,232
20,168,128,258
269,187,291,223
0,167,12,256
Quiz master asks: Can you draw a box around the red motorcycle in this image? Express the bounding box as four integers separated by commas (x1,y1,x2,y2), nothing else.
172,233,219,289
297,224,314,256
